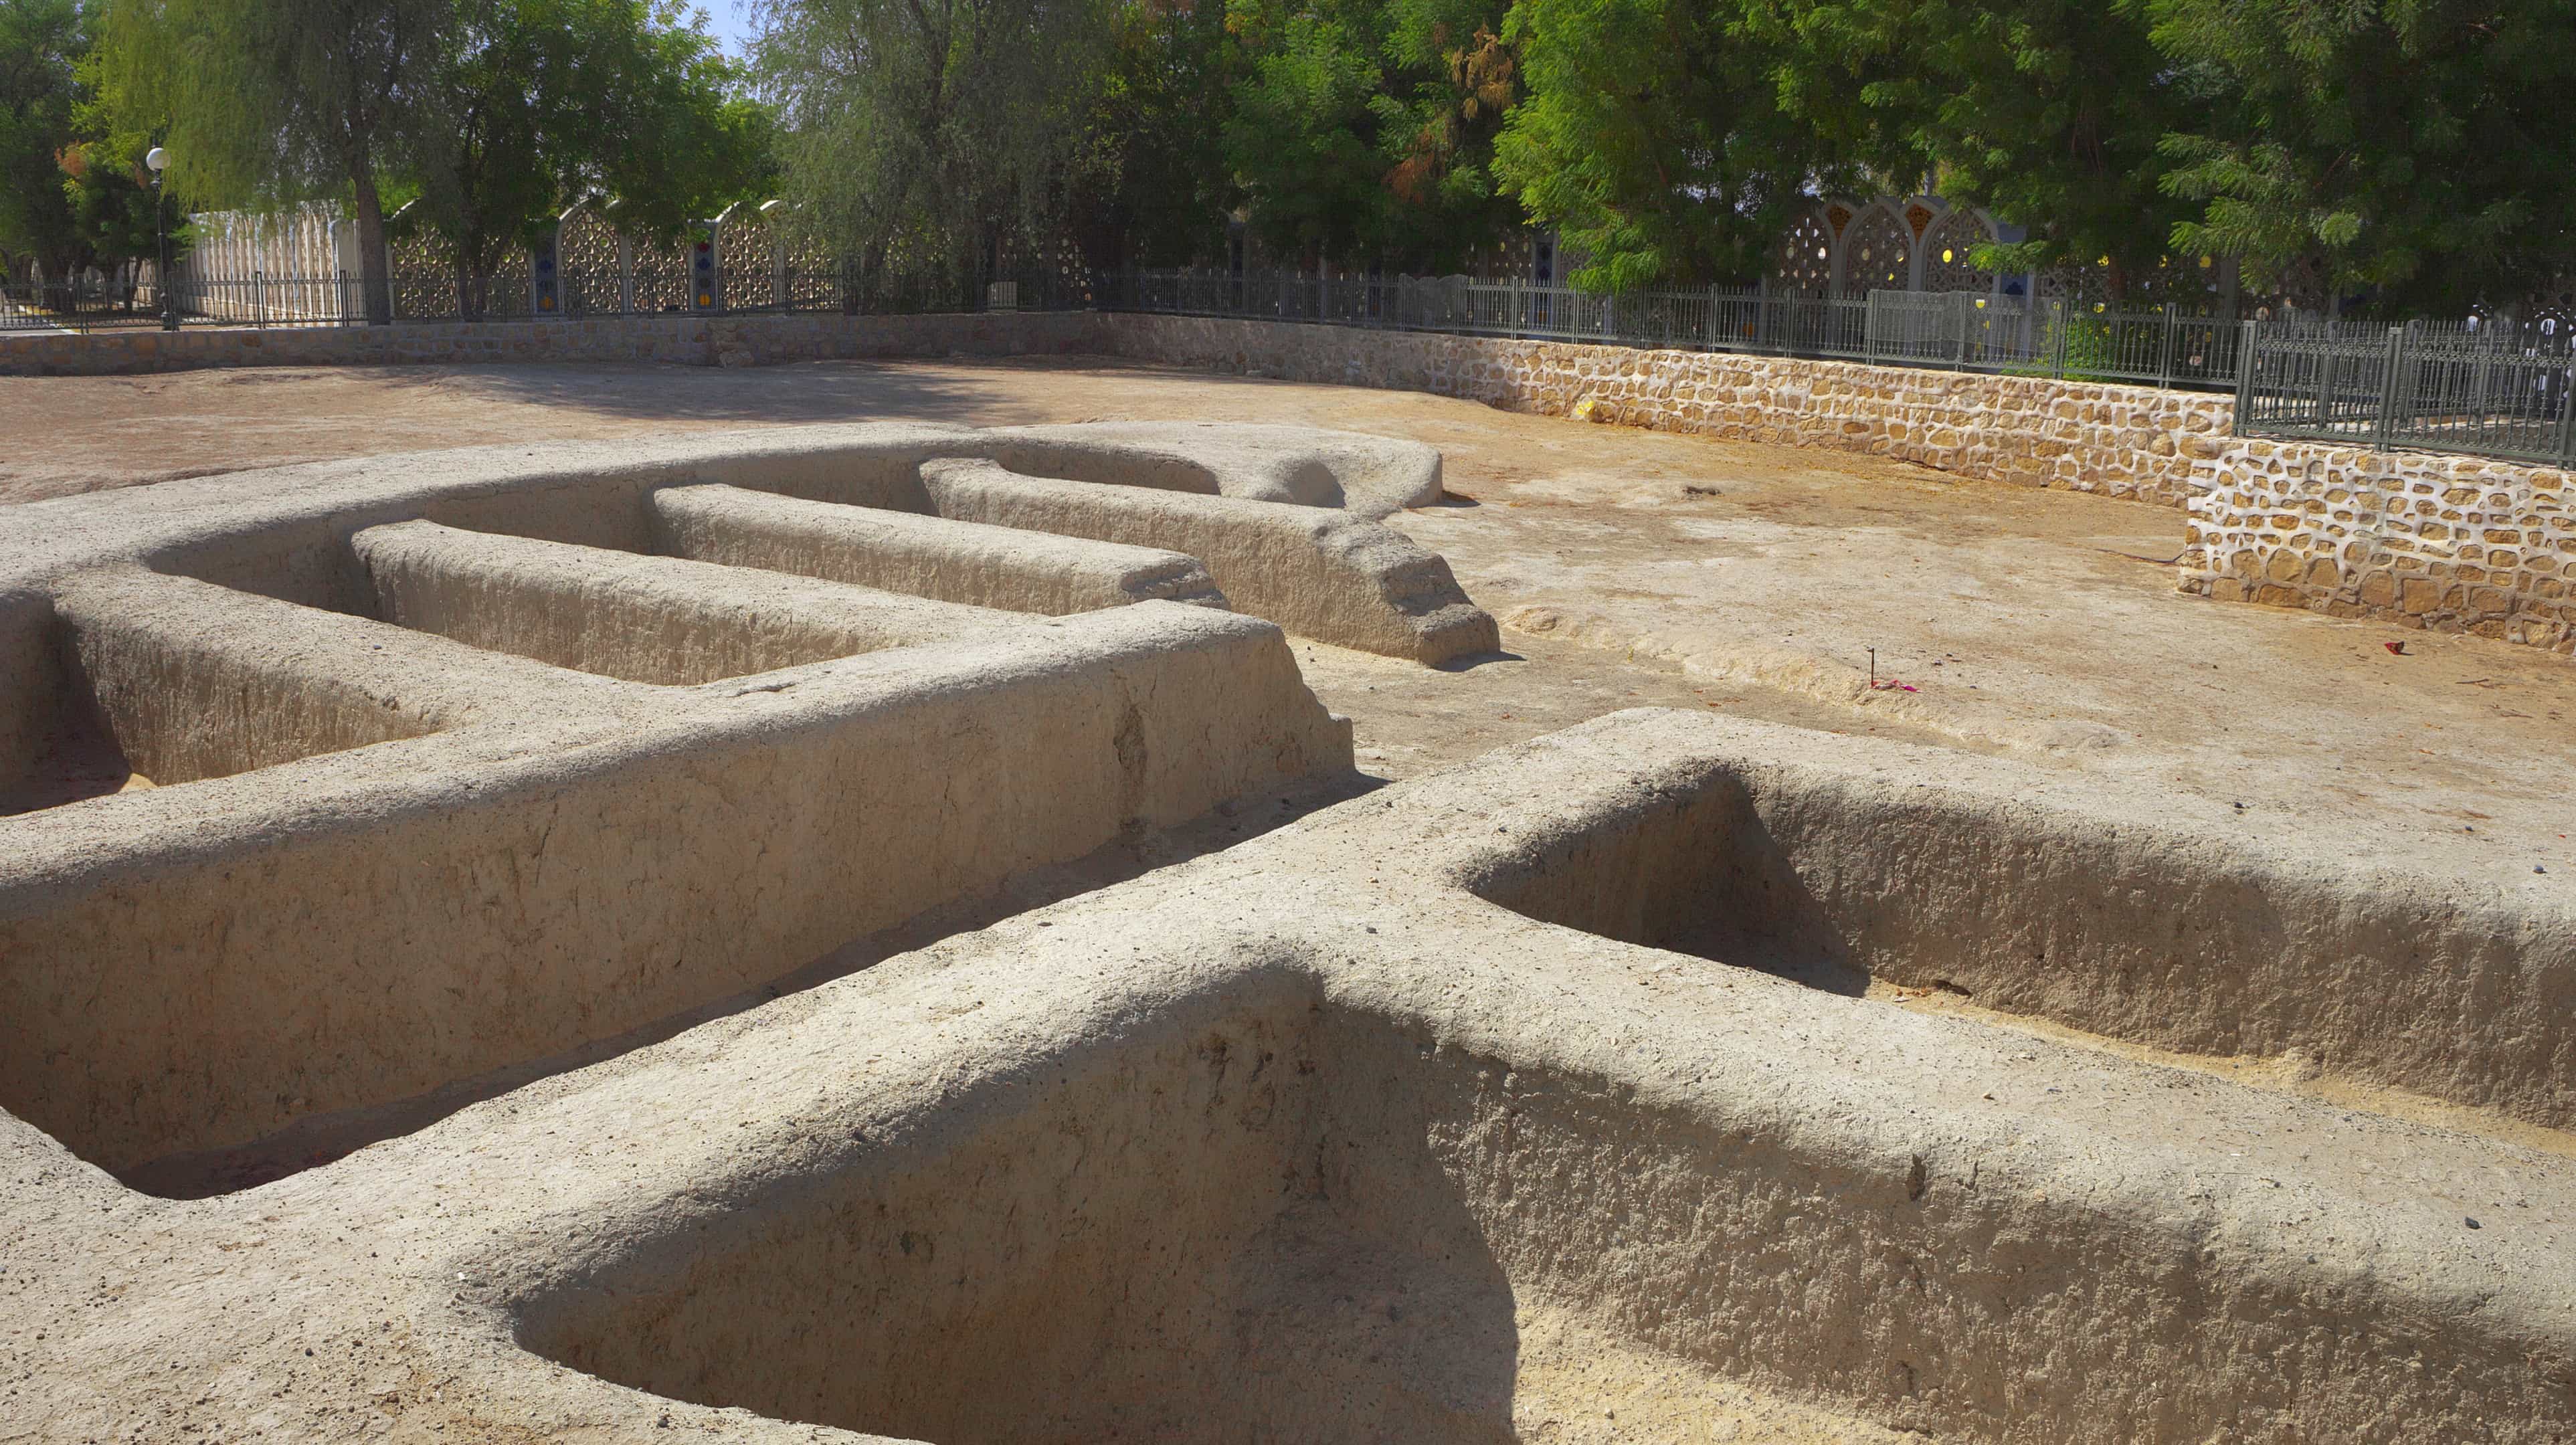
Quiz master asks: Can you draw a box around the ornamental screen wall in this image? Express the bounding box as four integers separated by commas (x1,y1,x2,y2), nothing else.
1772,195,2243,316
164,193,2262,323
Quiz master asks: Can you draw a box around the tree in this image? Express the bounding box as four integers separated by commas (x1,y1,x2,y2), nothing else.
59,135,167,288
1065,0,1242,268
0,0,88,282
757,0,1111,289
1776,0,2210,304
1220,0,1519,271
94,0,452,323
411,0,771,317
2148,0,2576,313
1492,0,1867,289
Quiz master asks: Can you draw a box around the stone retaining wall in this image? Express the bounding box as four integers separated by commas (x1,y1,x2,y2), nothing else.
1091,314,2233,507
0,310,1095,375
1089,316,2576,656
2180,439,2576,652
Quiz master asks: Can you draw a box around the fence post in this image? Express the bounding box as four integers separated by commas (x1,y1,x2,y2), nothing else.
2052,300,2069,378
2374,325,2407,448
2233,320,2258,430
2557,362,2576,464
1954,292,1972,370
254,271,264,329
1863,291,1879,365
2158,304,2177,387
2312,326,2340,428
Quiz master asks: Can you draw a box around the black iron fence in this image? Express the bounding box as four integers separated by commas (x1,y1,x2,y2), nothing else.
1,274,177,332
13,256,2575,469
1099,269,2246,391
2235,318,2575,466
1,264,1096,333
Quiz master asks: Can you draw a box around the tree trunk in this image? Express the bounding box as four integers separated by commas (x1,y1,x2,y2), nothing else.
351,169,393,326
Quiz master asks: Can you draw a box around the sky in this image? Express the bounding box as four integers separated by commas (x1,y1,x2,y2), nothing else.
693,1,760,57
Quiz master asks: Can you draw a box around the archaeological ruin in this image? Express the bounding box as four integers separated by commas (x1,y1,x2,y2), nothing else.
3,419,2571,1443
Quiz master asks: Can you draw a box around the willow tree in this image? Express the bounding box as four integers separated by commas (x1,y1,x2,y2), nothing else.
411,0,771,318
93,0,449,322
756,0,1112,292
0,0,87,283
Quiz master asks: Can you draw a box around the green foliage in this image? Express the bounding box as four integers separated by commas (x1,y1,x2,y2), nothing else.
411,0,771,312
1493,0,1865,289
2148,0,2576,313
94,0,453,319
1790,0,2210,299
60,134,169,276
0,0,91,279
758,0,1113,284
1065,0,1243,267
0,0,181,288
1222,0,1520,269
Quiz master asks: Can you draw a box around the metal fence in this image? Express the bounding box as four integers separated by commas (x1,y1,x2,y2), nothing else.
2235,319,2576,465
1,274,176,332
2,264,1095,333
16,253,2575,470
1098,269,2245,391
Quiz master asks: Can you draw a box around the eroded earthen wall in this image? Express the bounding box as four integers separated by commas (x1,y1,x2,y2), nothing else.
11,310,2574,654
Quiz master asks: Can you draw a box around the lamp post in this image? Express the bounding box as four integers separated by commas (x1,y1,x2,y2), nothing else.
145,147,174,331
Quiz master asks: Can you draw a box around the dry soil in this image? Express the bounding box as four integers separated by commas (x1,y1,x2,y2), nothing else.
5,354,2567,882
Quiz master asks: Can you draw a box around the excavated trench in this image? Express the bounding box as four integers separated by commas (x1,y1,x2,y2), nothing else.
1461,751,2576,1131
511,962,2569,1444
516,985,1795,1444
0,507,1358,1189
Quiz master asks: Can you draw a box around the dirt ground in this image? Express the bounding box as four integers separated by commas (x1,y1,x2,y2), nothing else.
5,354,2569,882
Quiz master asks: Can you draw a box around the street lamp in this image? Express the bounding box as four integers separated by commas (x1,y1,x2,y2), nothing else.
145,147,174,331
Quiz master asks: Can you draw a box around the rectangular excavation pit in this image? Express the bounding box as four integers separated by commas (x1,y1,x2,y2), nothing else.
352,520,1016,684
511,980,2556,1444
0,605,1352,1187
1,568,537,813
1457,751,2576,1129
649,484,1227,616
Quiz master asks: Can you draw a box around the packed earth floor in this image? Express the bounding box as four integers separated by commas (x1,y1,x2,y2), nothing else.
11,354,2567,878
9,355,2576,1442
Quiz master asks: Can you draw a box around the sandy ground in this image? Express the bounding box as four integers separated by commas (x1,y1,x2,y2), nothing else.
5,354,2569,887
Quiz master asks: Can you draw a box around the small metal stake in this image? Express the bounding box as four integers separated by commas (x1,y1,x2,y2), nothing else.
1867,648,1877,688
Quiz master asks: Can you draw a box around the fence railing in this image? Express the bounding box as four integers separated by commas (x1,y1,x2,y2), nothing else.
2,264,1097,334
16,256,2575,470
2235,319,2576,466
0,263,2254,396
1,274,173,332
1097,269,2245,391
